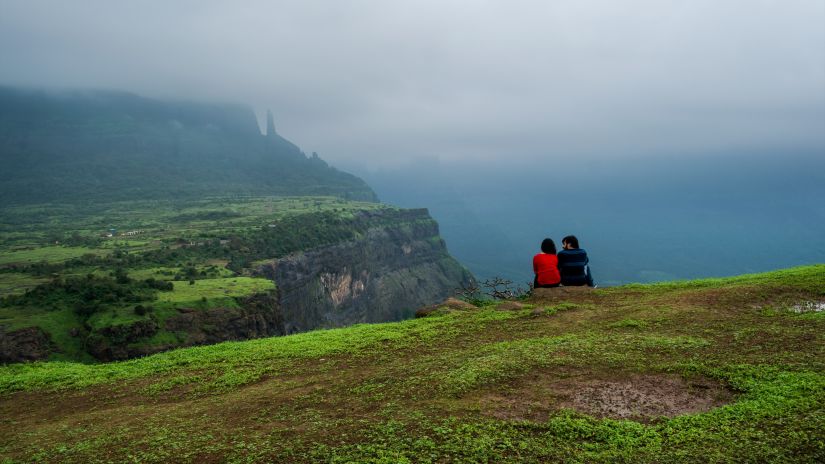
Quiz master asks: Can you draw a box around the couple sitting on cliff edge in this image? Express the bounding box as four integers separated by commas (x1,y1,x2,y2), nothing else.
533,235,595,289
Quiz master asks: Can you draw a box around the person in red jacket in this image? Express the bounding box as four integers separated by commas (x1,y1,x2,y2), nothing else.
533,238,561,288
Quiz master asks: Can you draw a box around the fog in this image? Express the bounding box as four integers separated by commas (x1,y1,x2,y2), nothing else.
1,0,823,168
2,1,824,284
359,152,825,285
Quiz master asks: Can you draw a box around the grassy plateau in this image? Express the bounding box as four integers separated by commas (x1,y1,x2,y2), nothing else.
0,196,392,361
1,265,823,462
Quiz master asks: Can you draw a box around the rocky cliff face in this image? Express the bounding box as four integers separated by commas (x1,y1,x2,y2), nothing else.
90,208,472,360
0,209,473,363
164,292,285,345
86,292,284,362
257,208,474,333
0,326,55,363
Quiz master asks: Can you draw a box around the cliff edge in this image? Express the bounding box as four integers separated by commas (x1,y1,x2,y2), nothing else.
258,208,474,333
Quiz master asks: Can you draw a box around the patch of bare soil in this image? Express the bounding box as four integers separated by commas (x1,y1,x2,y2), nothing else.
556,374,735,422
478,371,735,423
529,286,597,304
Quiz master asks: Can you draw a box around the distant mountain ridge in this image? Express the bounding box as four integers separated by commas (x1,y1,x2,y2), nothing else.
0,86,377,205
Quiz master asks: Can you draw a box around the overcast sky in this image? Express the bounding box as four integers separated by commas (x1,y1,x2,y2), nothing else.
1,0,823,168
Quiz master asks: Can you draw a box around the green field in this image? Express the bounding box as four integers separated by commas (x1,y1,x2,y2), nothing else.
0,196,386,249
0,196,397,363
98,239,153,249
0,246,104,265
1,265,823,462
156,277,276,304
0,273,48,297
126,265,235,281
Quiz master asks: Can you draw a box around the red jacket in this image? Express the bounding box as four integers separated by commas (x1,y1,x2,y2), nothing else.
533,253,561,285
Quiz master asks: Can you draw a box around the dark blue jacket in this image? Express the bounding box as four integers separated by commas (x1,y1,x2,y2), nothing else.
557,248,595,287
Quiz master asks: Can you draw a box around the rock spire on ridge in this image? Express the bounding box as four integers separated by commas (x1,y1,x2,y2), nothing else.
266,109,276,137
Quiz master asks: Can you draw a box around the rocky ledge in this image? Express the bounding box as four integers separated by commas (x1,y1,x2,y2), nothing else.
257,208,475,333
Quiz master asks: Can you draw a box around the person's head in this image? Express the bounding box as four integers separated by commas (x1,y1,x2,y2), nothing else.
562,235,579,250
540,238,557,254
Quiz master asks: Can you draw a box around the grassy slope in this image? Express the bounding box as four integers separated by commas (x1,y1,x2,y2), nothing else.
1,265,824,463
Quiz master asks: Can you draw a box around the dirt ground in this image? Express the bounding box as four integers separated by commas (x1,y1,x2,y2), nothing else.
477,370,735,423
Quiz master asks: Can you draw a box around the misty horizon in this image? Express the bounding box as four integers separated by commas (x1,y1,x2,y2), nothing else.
1,0,824,285
1,0,823,169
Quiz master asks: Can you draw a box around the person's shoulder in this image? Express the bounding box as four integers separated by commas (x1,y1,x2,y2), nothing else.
558,248,587,258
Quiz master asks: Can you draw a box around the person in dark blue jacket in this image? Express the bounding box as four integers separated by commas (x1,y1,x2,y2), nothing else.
557,235,595,287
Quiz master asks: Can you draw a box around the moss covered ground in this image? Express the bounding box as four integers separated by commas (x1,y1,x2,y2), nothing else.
1,265,823,462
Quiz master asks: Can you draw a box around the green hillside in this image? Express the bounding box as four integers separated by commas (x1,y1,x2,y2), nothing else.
0,86,377,205
0,196,395,362
1,265,823,462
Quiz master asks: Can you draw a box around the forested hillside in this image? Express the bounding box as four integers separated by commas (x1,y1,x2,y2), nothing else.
0,86,377,204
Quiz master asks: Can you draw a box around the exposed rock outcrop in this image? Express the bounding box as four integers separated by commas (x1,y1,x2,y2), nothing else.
0,326,55,363
88,292,284,362
4,209,473,363
86,320,159,361
258,209,474,333
164,292,285,345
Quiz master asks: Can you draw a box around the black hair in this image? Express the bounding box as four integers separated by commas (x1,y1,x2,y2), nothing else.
541,238,557,254
562,235,579,248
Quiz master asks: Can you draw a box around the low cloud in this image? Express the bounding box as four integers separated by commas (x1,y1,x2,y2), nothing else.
1,0,823,168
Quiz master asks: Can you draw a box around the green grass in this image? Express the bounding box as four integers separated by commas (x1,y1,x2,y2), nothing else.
0,246,104,265
439,332,712,396
85,306,148,331
0,276,276,362
0,272,48,297
617,264,825,293
0,307,92,362
126,265,235,281
306,366,824,463
608,318,649,329
0,196,389,254
0,265,823,462
155,277,275,304
98,239,152,249
438,335,576,395
0,309,510,394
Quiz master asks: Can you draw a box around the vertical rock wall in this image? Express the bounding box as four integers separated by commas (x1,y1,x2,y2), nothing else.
258,209,474,333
